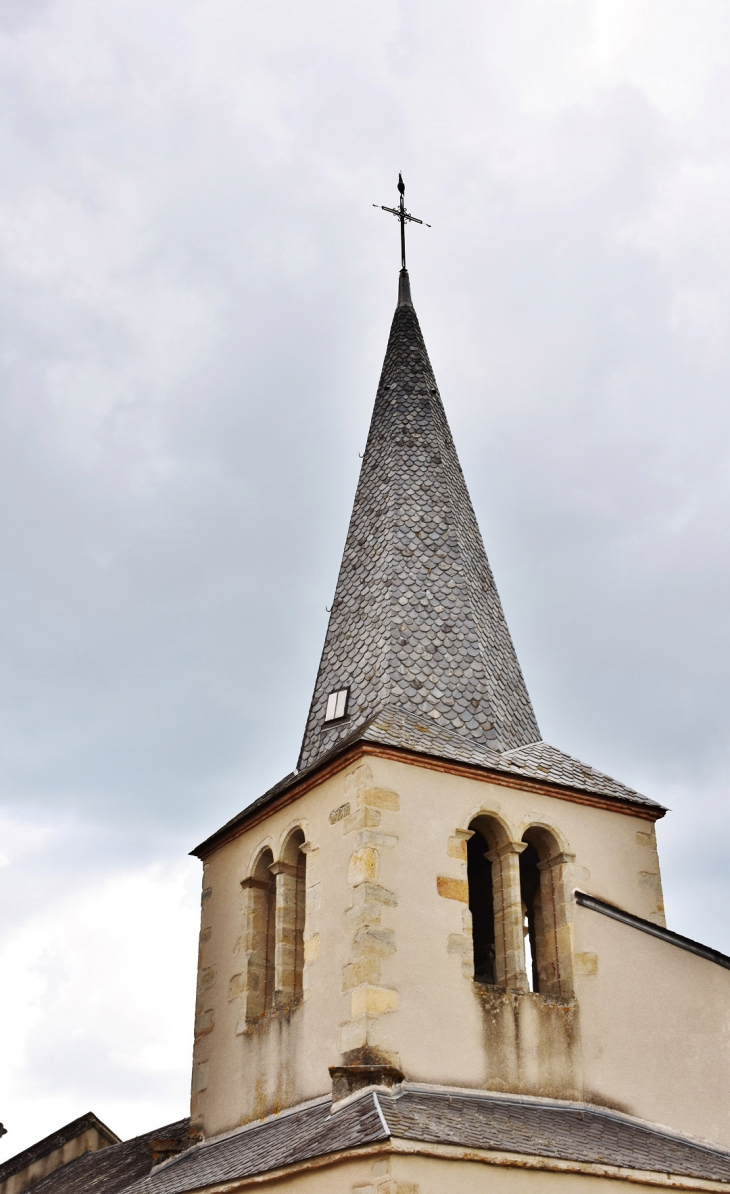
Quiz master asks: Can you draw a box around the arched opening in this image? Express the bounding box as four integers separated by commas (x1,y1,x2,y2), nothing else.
519,842,541,992
520,826,574,998
467,827,496,984
274,829,307,1005
467,816,513,986
245,847,276,1021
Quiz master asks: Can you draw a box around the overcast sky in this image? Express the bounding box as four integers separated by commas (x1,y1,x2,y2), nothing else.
2,0,730,1156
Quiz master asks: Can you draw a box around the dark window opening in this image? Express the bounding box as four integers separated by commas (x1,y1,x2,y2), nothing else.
519,842,541,993
467,829,496,984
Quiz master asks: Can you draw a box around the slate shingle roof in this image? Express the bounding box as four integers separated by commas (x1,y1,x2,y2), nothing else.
20,1121,191,1194
119,1088,730,1191
0,1113,119,1186
358,706,663,810
298,272,540,771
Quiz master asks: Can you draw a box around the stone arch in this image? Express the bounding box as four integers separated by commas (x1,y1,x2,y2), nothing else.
519,823,575,998
467,810,512,851
271,827,307,1006
241,846,276,1021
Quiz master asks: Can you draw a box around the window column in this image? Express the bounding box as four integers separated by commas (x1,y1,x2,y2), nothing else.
241,868,275,1022
487,840,529,991
270,852,306,1007
536,851,576,997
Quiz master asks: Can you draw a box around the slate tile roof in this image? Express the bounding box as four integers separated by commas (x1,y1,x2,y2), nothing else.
126,1099,382,1194
359,706,664,810
0,1113,119,1186
298,272,540,771
20,1121,190,1194
117,1088,730,1191
384,1087,730,1182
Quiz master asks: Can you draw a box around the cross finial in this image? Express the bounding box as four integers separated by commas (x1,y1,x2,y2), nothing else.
374,174,431,271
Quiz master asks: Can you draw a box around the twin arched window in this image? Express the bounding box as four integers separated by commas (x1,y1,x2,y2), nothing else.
467,817,574,998
243,829,306,1022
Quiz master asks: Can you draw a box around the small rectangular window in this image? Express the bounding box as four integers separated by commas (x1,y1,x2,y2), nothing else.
324,688,349,722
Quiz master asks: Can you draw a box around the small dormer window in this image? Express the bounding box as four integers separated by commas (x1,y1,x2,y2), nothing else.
324,688,349,722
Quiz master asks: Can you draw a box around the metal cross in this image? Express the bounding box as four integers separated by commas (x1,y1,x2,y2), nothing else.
374,173,431,271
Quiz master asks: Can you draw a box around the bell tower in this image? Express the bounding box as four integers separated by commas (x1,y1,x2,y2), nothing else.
188,200,730,1178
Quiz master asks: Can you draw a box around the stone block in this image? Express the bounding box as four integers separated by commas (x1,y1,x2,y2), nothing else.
304,933,320,962
574,952,598,976
436,875,468,902
350,985,399,1018
342,956,382,991
357,786,400,811
349,846,380,885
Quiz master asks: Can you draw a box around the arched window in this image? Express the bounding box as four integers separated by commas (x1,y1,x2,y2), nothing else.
520,827,575,998
519,842,541,992
466,815,526,988
467,827,496,984
272,829,307,1006
243,848,276,1021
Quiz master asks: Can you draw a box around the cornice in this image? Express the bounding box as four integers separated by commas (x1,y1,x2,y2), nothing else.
192,740,662,859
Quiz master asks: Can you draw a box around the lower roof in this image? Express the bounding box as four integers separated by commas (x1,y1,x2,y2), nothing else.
22,1121,191,1194
117,1086,730,1192
0,1113,119,1187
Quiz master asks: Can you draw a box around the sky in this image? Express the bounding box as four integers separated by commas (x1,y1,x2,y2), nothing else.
2,0,730,1157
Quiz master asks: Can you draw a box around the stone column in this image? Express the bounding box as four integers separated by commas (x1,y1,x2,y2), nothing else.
269,860,300,1007
537,852,576,998
488,840,528,991
240,874,274,1021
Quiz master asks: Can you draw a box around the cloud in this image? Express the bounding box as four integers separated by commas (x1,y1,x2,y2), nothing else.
0,821,199,1150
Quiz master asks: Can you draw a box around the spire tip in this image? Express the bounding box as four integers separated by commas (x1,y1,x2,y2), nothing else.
397,269,412,307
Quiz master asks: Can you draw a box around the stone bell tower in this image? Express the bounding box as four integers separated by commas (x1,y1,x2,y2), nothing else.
186,249,730,1192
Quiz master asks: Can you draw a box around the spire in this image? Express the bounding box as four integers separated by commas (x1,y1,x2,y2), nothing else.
297,272,540,772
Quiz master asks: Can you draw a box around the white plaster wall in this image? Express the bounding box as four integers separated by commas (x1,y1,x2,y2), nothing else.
575,904,730,1148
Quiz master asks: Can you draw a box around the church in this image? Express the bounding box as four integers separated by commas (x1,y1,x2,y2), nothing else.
3,181,730,1194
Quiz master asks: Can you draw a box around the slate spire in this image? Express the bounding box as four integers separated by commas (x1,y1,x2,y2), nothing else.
297,270,539,772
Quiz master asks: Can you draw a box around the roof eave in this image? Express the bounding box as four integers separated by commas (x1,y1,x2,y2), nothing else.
190,736,665,860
